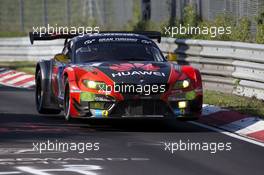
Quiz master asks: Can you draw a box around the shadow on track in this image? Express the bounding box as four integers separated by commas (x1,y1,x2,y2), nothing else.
0,112,211,133
77,117,211,133
0,85,212,144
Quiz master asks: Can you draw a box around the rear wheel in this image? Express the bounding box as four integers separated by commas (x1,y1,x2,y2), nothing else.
35,69,61,114
63,78,72,121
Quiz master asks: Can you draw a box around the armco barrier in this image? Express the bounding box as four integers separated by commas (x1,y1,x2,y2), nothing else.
0,37,63,61
0,37,264,99
157,38,264,100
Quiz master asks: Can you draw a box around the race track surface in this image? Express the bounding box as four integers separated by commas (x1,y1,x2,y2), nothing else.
0,85,263,175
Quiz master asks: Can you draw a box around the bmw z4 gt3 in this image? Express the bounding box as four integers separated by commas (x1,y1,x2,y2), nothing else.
30,31,203,121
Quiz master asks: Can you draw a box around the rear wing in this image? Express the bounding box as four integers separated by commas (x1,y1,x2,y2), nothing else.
29,31,161,45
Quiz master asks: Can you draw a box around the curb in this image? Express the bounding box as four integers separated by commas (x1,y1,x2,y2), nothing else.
0,68,35,88
200,104,264,143
0,68,264,143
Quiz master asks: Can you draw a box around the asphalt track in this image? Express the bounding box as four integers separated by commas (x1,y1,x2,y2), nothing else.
0,85,263,175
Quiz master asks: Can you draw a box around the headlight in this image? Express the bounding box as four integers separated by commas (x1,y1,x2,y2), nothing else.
173,79,190,89
182,80,190,88
83,80,106,90
87,81,96,89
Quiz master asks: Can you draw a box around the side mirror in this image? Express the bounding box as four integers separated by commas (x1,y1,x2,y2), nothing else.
54,53,69,63
166,52,177,62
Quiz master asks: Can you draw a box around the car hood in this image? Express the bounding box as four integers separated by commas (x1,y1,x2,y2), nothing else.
77,61,180,84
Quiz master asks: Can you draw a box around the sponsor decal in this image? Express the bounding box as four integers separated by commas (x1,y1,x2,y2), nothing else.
173,109,186,115
80,92,95,102
95,110,108,117
84,39,96,45
110,63,160,72
141,40,152,44
111,71,166,78
98,37,138,43
109,63,165,78
185,91,196,100
169,91,196,101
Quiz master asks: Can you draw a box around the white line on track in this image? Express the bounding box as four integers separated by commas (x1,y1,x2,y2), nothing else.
189,121,264,147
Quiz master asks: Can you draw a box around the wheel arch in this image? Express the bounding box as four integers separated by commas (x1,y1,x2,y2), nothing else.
62,67,79,91
35,60,59,109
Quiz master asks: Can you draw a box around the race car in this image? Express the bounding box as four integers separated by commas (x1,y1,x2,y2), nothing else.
30,31,203,121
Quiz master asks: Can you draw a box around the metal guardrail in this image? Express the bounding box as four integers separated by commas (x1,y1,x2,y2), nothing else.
0,37,264,100
0,37,63,61
157,38,264,100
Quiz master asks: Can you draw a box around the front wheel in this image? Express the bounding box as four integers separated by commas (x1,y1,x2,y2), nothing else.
190,96,203,114
63,78,72,121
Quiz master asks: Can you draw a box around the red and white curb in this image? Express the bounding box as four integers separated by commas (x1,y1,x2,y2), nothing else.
0,68,264,145
198,104,264,144
0,68,35,88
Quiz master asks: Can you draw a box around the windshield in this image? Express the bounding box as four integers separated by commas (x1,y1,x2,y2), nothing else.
75,42,165,63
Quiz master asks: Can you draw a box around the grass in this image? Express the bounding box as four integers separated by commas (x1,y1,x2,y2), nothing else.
16,67,36,74
0,61,36,74
0,32,27,37
204,90,264,118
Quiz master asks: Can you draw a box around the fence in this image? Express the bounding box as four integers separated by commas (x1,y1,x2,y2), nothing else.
1,0,263,34
0,0,130,33
0,36,264,100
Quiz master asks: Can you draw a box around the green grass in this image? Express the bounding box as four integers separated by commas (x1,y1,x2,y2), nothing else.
204,90,264,118
0,61,36,74
16,67,36,74
0,32,27,37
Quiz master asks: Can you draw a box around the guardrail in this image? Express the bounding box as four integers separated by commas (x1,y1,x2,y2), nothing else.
0,37,63,61
157,38,264,100
0,37,264,100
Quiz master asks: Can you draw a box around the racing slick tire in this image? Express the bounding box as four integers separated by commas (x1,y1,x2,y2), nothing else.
35,69,61,114
190,96,203,113
63,77,72,121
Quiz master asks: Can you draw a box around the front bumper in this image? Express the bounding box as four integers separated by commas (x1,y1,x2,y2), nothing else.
70,90,202,119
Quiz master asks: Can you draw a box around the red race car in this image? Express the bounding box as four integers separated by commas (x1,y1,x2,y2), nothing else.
30,31,203,121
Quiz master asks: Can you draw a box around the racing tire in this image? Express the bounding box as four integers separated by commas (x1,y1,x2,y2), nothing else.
63,78,72,121
190,96,203,119
35,69,61,114
190,96,203,114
